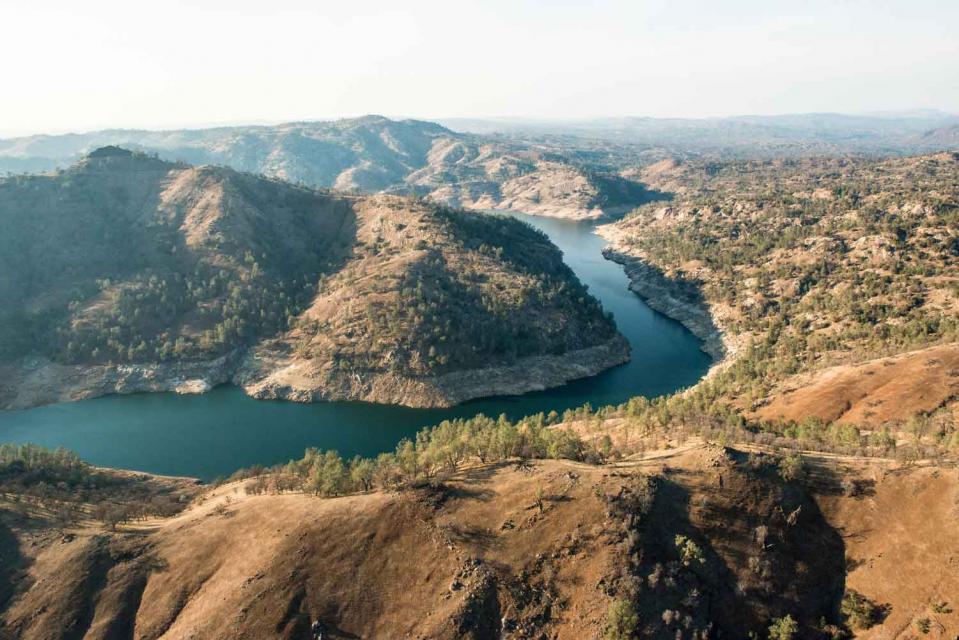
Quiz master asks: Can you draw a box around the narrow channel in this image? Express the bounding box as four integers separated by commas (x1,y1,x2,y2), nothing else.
0,214,711,479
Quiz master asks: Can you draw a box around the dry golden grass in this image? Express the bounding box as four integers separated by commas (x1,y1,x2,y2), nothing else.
756,343,959,427
5,445,954,638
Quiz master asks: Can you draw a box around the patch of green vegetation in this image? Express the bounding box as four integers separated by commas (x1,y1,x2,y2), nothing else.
0,443,190,528
840,589,881,630
768,614,799,640
235,411,602,496
603,599,640,640
616,154,959,407
674,535,706,567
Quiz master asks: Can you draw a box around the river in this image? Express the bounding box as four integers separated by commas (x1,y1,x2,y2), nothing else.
0,214,711,478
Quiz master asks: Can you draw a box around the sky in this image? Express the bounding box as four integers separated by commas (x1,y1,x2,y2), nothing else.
1,0,957,137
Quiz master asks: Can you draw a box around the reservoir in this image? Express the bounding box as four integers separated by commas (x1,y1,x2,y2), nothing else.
0,214,711,478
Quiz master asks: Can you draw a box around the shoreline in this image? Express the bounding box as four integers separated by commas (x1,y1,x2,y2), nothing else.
0,335,631,412
0,221,726,414
595,224,743,382
238,335,630,408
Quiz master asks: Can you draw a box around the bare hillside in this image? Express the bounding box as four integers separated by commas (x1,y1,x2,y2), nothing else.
1,445,954,639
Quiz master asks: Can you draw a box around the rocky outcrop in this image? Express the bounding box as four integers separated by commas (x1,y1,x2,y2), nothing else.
235,335,630,408
0,352,242,410
1,338,631,411
597,225,737,369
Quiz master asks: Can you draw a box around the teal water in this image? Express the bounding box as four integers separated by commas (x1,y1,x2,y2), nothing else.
0,214,711,479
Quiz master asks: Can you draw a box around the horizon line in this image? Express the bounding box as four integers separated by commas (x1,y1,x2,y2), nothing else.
2,108,957,140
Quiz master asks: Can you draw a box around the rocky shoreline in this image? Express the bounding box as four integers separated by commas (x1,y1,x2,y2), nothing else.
596,225,740,374
237,335,631,408
0,352,244,411
0,336,631,412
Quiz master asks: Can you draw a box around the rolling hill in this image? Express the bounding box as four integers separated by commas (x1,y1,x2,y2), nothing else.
0,147,628,409
0,117,652,220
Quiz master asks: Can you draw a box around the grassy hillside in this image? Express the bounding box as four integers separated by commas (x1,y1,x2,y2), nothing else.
1,439,954,639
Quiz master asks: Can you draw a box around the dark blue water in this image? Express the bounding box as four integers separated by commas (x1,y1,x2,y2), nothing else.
0,214,711,478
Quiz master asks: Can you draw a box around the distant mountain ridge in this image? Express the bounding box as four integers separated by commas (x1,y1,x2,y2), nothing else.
0,116,651,220
438,111,959,156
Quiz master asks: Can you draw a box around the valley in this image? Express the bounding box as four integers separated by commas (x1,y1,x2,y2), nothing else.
0,212,710,479
1,120,957,640
5,1,959,637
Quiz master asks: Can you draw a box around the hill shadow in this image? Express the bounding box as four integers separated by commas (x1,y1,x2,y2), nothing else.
624,466,847,638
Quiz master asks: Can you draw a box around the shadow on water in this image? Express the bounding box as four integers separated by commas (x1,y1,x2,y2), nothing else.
0,215,711,479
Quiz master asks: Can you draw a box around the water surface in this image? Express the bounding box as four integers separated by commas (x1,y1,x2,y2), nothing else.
0,214,711,478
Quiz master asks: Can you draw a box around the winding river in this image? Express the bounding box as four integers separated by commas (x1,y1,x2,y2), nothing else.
0,214,711,478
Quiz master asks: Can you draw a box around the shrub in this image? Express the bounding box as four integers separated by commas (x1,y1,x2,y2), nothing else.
840,589,880,629
603,599,640,640
768,614,799,640
675,535,706,567
931,601,951,614
778,453,805,482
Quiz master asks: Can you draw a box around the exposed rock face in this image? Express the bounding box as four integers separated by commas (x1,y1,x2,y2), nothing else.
235,335,630,408
0,353,240,410
601,248,727,362
0,338,630,411
0,150,629,410
597,224,734,368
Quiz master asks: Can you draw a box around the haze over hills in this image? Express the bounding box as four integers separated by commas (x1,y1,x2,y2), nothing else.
0,147,628,409
439,110,959,156
0,116,654,220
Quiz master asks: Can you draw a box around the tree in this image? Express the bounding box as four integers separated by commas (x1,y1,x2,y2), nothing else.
841,590,880,630
675,535,706,567
349,456,375,492
307,451,347,497
778,453,805,482
603,599,639,640
395,439,419,481
768,615,798,640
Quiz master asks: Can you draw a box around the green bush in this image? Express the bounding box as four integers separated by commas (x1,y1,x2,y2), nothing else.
778,454,805,482
603,599,640,640
840,589,880,629
675,535,706,567
768,614,799,640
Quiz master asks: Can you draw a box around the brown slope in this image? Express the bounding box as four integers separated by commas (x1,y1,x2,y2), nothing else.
1,448,855,640
236,194,629,406
755,343,959,427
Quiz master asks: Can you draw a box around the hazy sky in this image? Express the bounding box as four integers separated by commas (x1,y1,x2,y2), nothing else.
1,0,957,136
